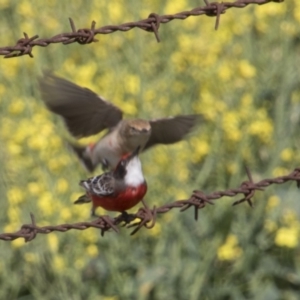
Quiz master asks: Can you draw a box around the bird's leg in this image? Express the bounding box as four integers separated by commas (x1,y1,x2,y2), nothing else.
127,199,157,235
90,206,101,218
114,211,137,226
141,199,149,209
90,207,119,235
140,200,156,228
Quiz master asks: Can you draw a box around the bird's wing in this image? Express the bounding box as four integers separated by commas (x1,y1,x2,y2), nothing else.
80,173,115,196
144,114,201,150
39,72,123,138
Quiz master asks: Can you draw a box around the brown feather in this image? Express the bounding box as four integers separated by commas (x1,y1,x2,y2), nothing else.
144,114,201,150
39,72,123,138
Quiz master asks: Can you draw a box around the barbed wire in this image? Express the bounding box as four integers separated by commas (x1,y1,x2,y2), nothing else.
1,167,299,242
0,0,283,59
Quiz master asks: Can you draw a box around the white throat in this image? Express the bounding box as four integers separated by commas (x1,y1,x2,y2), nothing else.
124,156,145,187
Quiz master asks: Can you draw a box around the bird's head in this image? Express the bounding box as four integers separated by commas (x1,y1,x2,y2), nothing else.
122,119,151,137
119,119,151,150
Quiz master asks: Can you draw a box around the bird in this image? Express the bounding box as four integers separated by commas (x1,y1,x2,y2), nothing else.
39,72,200,172
74,146,147,215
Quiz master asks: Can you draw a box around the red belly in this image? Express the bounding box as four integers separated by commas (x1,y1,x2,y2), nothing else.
90,183,147,212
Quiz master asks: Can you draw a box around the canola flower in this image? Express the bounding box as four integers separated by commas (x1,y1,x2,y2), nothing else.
275,226,299,248
217,234,243,261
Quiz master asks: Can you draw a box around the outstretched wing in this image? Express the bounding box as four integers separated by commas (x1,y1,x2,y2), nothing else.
144,114,201,150
39,72,123,138
80,173,115,196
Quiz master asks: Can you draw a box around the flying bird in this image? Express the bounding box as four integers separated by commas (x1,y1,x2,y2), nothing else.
39,72,200,171
74,147,147,215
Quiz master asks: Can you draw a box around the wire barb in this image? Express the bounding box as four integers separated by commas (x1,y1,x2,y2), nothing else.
145,13,161,42
0,166,298,242
0,0,284,58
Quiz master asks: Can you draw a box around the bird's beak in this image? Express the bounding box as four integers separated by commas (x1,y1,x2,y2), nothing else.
128,146,140,160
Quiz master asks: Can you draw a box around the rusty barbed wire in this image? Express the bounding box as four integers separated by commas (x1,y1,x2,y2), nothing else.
1,167,299,242
0,0,284,59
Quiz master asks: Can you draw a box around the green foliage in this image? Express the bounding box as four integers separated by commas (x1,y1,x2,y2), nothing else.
1,0,300,299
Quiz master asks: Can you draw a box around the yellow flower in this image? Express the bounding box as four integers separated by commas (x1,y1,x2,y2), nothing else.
7,142,22,156
217,234,243,261
264,220,277,233
154,149,169,165
238,60,256,78
280,148,293,162
223,112,242,142
79,229,99,244
74,258,85,270
7,187,24,204
59,207,72,223
282,210,298,225
108,1,122,22
227,162,238,175
126,75,140,95
103,297,119,300
0,0,9,9
275,227,299,248
218,63,232,81
24,252,38,263
280,22,296,36
255,2,286,18
158,96,169,109
74,63,97,87
0,84,5,102
8,207,21,223
11,238,25,248
49,136,62,148
120,101,138,116
27,135,48,151
8,100,25,115
149,223,161,237
144,90,155,103
17,1,35,17
48,158,62,172
48,234,59,253
87,244,99,258
190,138,209,163
272,167,288,177
248,117,273,143
56,178,69,194
53,255,65,272
266,195,280,211
295,5,300,23
38,192,55,215
164,0,186,14
27,182,41,196
176,190,189,200
1,56,19,79
178,168,189,181
45,16,60,30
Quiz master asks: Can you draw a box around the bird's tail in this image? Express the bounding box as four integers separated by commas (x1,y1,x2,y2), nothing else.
74,194,91,205
68,141,96,173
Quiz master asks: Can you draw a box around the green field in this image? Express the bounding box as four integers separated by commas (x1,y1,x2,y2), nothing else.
1,1,300,299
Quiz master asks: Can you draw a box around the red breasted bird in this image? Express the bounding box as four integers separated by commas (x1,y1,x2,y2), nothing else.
74,147,147,215
39,72,200,172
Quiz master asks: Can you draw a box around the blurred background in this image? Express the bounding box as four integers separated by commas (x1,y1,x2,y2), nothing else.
1,0,300,299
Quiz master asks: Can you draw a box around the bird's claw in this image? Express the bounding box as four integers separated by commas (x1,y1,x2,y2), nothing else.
128,200,157,235
115,211,136,226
